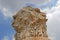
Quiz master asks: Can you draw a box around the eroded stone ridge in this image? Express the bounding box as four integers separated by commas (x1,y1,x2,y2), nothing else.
12,6,49,40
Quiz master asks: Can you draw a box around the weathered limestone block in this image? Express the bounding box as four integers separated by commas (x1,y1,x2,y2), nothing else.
12,6,50,40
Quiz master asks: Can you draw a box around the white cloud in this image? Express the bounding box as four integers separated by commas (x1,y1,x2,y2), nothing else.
0,0,50,18
2,8,12,17
2,35,15,40
12,37,15,40
43,0,60,21
12,35,15,40
49,37,55,40
2,36,9,40
1,7,16,18
42,0,60,40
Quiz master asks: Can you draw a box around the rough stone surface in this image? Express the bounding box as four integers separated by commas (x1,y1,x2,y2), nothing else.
12,6,50,40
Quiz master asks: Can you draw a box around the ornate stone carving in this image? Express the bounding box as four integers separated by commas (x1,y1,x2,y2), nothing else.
12,6,50,40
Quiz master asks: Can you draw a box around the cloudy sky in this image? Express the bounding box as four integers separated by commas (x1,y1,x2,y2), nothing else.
0,0,60,40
